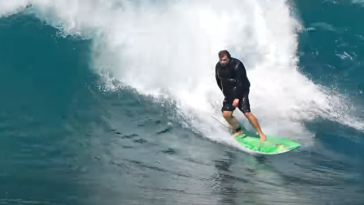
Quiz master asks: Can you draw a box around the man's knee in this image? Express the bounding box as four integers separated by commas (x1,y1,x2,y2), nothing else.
244,112,255,119
222,111,232,119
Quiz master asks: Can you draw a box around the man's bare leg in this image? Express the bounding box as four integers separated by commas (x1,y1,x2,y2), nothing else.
222,111,242,137
244,112,266,141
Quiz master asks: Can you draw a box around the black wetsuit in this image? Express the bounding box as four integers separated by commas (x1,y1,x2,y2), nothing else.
215,57,251,113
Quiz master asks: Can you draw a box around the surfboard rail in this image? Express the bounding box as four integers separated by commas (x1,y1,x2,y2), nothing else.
235,133,301,155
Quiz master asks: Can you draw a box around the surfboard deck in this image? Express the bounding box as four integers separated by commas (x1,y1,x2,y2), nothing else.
211,116,300,155
235,133,300,154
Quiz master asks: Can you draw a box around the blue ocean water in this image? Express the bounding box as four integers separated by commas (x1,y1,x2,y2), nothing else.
0,0,363,205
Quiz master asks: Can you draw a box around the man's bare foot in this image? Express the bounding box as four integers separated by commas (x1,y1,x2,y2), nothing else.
259,133,267,142
233,131,243,138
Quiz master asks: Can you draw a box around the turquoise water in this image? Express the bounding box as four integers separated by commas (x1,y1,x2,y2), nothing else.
0,0,363,204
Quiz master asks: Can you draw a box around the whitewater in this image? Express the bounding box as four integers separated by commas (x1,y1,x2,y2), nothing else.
0,0,363,151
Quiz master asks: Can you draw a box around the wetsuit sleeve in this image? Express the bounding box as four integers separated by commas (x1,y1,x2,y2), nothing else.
215,65,222,91
233,62,247,99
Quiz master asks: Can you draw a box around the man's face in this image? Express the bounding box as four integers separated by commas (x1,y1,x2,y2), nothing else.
219,55,230,67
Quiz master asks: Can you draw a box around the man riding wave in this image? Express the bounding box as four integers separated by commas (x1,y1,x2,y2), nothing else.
215,50,266,142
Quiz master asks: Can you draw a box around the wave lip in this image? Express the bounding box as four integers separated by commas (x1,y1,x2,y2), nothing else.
1,0,363,150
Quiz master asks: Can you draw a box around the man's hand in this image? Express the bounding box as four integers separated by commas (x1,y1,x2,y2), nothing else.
233,99,239,107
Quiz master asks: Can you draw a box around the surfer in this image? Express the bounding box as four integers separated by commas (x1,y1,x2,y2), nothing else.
215,50,266,142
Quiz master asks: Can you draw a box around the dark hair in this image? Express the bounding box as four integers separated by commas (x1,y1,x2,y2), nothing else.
218,50,231,58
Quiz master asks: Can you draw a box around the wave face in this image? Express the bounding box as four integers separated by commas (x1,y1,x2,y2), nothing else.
0,0,363,204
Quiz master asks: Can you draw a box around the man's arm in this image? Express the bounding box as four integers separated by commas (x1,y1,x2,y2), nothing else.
233,62,247,99
215,65,222,91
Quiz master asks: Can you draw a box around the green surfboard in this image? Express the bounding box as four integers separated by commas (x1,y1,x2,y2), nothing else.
234,124,300,154
211,116,300,154
235,133,300,154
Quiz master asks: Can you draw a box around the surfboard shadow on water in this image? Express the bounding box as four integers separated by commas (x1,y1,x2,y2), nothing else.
209,147,326,205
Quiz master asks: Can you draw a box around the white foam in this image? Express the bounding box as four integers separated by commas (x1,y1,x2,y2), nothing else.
1,0,363,151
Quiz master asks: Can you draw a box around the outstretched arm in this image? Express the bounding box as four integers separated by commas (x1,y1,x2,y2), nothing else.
215,65,222,91
233,62,247,99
